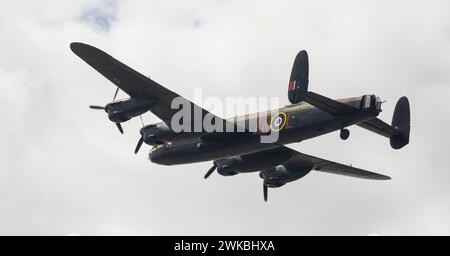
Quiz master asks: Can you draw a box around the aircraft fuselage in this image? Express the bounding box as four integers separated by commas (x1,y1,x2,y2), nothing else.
149,95,380,165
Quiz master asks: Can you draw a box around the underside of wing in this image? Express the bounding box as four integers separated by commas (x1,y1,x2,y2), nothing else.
283,146,391,180
71,42,184,123
71,42,251,140
71,42,173,99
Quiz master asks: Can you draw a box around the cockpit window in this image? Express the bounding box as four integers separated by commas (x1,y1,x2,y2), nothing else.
375,97,381,110
150,143,168,153
363,95,371,109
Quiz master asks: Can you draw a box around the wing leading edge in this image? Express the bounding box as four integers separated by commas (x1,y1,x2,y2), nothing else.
283,146,391,180
71,42,251,140
71,42,185,124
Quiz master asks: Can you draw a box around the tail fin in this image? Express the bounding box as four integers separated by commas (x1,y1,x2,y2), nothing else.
390,96,410,149
288,50,309,104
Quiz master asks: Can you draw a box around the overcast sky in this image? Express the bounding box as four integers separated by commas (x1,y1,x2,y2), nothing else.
1,0,449,235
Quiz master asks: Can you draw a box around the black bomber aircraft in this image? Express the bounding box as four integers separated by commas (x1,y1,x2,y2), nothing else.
71,42,411,201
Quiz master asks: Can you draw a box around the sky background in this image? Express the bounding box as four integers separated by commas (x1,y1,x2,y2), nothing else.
1,0,449,235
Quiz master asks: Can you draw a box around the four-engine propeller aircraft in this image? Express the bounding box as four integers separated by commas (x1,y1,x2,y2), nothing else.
71,42,411,201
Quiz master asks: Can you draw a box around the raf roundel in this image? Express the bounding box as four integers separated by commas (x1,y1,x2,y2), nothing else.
270,112,287,132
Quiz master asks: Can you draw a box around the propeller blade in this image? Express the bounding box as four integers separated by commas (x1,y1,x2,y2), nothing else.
113,87,119,101
263,183,268,202
204,164,217,179
116,123,124,134
140,115,145,127
135,137,144,154
89,105,105,110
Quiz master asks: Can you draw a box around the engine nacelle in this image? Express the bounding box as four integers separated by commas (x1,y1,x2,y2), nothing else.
140,123,173,145
259,164,312,187
106,98,156,123
215,147,294,176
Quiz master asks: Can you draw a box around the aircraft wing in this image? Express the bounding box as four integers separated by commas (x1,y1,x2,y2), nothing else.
283,146,390,180
71,42,252,140
71,42,203,124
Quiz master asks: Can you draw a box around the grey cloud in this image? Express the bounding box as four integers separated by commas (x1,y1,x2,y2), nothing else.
79,0,118,31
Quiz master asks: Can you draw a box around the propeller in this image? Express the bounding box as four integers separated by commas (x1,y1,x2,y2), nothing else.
263,182,268,202
115,123,124,134
135,136,144,154
90,87,120,111
204,163,217,179
89,87,124,134
113,87,119,101
139,115,145,127
134,117,146,154
89,105,105,110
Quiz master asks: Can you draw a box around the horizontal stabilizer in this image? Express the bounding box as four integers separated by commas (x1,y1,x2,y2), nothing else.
305,92,358,115
357,118,396,138
357,96,410,150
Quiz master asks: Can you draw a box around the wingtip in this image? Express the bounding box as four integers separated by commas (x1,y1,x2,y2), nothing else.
378,174,391,180
69,42,111,61
70,42,85,53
